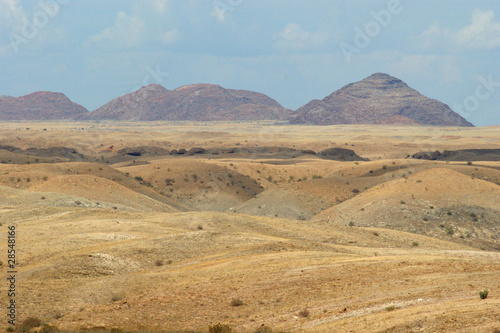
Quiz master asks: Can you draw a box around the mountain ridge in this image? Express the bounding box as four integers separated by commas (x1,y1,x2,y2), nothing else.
0,91,88,120
291,73,474,127
83,83,292,121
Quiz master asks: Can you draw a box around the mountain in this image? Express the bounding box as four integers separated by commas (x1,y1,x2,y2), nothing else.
85,83,292,121
291,73,474,127
0,92,88,120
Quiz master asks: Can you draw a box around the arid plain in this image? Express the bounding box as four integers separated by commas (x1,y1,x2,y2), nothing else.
1,122,499,332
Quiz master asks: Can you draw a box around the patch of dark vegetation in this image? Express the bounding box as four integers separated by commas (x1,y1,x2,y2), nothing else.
412,149,500,161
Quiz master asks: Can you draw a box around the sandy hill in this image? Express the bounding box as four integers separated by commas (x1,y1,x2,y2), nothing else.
0,162,185,211
85,83,292,121
118,159,264,211
9,208,500,332
313,168,500,250
0,91,88,120
291,73,473,126
29,175,175,212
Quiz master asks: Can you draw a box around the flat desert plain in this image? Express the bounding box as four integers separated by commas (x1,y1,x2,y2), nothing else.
0,122,499,333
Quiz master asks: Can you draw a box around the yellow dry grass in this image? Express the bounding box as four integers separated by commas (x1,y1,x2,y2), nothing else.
0,122,498,332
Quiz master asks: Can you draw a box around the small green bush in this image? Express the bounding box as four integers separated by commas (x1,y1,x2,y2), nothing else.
299,309,310,317
230,298,244,307
19,317,43,332
385,306,396,311
479,290,488,299
412,241,419,247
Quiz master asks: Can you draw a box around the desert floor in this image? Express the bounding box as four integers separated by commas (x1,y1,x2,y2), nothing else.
0,122,499,332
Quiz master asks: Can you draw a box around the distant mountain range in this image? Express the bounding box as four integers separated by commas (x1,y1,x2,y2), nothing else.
0,74,474,126
80,83,292,121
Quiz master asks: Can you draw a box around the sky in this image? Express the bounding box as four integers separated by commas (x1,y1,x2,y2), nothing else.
0,0,499,126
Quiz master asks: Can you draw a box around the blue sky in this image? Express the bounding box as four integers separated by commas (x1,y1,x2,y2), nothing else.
1,0,499,126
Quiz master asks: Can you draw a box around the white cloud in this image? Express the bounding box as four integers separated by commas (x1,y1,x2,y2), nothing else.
159,29,179,44
87,11,145,49
275,23,328,51
421,9,500,49
151,0,169,12
456,9,500,48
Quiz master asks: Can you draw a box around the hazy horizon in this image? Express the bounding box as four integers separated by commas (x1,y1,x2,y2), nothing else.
1,0,499,126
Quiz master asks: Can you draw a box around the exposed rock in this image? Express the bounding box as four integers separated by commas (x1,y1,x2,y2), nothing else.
187,147,206,155
0,92,88,120
117,146,170,157
291,73,474,127
317,148,366,161
84,83,292,121
413,149,500,161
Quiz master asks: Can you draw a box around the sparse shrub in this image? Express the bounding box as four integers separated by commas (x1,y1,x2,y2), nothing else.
42,176,48,181
416,180,422,183
447,210,452,216
197,225,203,230
467,161,473,166
423,216,429,221
412,241,419,247
111,294,123,302
385,306,396,312
41,196,46,200
209,323,232,333
373,231,379,236
6,325,15,332
19,317,43,332
445,226,454,235
400,200,406,204
382,165,387,169
298,309,310,317
155,260,163,266
479,290,488,299
135,176,144,182
230,298,244,307
352,188,360,193
348,221,355,227
470,212,477,218
312,175,323,179
75,201,82,205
